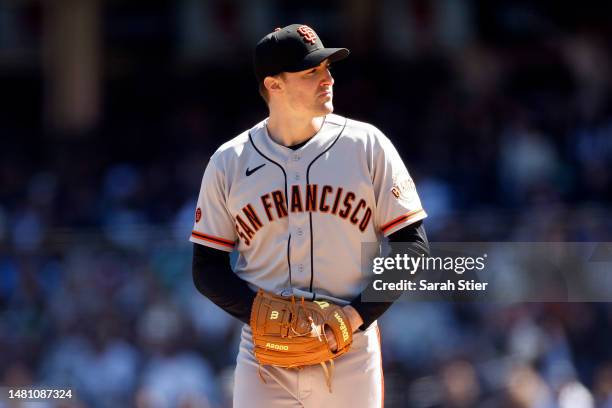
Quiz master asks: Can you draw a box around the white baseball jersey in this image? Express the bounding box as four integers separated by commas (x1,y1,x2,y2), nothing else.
190,113,426,301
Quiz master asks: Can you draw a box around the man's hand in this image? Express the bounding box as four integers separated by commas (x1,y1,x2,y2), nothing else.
324,305,363,352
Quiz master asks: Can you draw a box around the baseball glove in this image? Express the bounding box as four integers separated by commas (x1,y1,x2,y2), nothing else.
249,289,353,391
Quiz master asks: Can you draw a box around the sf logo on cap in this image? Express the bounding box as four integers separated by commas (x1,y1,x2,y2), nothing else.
297,25,317,45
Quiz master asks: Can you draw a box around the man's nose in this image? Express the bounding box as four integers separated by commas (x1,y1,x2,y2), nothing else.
322,70,334,86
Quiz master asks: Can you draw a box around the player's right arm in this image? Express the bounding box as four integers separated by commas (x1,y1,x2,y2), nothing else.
189,157,237,251
190,156,256,324
192,243,255,324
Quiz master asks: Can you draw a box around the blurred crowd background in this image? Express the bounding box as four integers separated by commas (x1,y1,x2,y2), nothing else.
1,1,612,407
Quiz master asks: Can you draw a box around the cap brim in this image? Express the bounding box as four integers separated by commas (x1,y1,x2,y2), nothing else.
288,48,350,73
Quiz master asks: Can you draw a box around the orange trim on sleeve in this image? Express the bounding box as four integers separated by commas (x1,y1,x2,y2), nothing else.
380,209,425,234
191,231,235,249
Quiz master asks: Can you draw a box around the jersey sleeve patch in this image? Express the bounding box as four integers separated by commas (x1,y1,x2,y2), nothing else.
391,176,416,202
381,209,427,235
190,230,235,251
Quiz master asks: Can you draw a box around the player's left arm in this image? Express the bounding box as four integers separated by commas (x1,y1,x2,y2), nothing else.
341,127,430,335
350,220,429,327
324,222,429,349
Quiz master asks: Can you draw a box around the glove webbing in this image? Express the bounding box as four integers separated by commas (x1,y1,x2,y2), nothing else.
256,295,337,392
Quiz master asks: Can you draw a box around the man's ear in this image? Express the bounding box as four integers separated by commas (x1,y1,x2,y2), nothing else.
264,76,282,94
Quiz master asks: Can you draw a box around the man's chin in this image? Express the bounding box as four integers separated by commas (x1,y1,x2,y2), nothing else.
309,102,333,117
321,101,334,114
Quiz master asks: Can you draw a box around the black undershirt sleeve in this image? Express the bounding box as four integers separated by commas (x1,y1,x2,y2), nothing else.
349,220,430,330
192,243,256,324
193,221,429,328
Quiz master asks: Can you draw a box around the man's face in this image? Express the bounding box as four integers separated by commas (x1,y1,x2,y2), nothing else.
278,60,335,117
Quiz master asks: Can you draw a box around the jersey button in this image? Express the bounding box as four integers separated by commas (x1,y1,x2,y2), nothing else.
294,173,301,181
292,154,301,161
297,228,303,237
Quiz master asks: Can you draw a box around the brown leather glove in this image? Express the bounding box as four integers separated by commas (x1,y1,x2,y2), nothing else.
249,289,353,390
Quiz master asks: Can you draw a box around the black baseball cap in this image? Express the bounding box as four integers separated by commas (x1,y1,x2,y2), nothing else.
254,24,350,82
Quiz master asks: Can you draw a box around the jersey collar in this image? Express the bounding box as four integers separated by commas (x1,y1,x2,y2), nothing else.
249,114,346,165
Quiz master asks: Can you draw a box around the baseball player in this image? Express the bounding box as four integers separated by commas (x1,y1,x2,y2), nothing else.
191,24,429,407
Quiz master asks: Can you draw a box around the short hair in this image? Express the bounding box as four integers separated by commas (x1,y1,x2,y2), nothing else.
258,81,269,103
